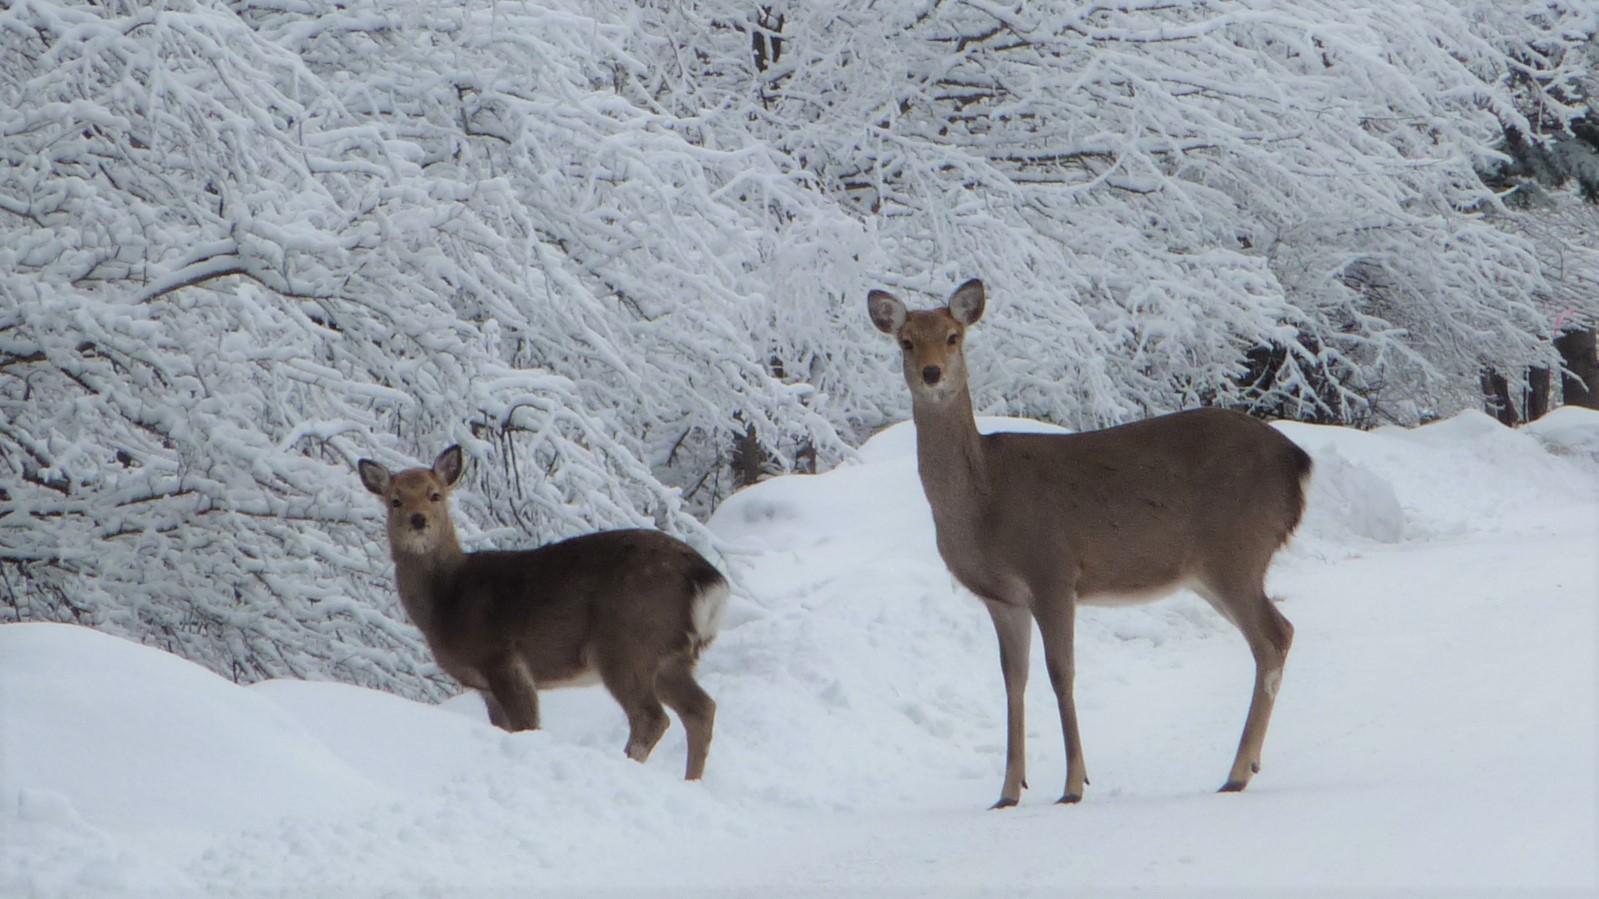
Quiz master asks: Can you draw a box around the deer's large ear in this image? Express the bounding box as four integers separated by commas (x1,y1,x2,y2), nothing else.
357,459,390,495
868,290,907,335
947,279,985,326
433,445,464,487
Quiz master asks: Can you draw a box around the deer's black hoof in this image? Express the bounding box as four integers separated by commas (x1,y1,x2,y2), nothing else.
1218,780,1248,793
990,796,1020,810
1056,792,1083,805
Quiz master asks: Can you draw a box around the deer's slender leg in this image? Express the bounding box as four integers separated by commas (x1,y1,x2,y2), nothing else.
985,600,1033,809
1197,580,1294,792
1034,591,1088,803
483,654,541,732
481,690,509,729
598,651,670,764
657,658,717,781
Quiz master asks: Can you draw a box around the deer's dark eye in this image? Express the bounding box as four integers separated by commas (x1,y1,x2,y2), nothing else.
390,498,402,509
947,333,959,345
430,493,442,502
900,339,914,351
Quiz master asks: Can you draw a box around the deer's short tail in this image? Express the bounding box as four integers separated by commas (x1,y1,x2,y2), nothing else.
688,570,729,655
1279,442,1315,547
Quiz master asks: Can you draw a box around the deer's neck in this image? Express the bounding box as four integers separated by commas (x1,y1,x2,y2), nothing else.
912,386,991,523
390,531,466,636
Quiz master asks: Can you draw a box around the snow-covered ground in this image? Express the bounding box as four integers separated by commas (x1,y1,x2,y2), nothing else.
4,409,1597,897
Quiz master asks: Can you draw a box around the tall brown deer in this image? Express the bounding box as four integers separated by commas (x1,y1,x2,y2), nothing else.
869,279,1311,808
358,446,726,780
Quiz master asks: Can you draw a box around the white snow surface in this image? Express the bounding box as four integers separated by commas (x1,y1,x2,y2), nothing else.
3,410,1597,896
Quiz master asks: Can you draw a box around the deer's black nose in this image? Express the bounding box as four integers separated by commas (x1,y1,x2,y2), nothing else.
410,513,427,530
922,365,942,385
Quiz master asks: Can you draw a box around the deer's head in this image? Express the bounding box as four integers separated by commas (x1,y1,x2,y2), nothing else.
869,279,986,405
358,445,464,556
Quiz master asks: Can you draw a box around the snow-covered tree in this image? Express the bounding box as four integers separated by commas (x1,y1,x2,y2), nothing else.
1455,0,1599,418
645,0,1593,424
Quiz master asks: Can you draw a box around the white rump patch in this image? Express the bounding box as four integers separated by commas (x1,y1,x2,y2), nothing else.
692,580,729,645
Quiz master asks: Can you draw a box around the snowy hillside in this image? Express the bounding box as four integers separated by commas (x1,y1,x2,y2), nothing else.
3,410,1597,896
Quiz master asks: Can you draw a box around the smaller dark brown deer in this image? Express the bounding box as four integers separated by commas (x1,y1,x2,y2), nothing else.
358,446,725,780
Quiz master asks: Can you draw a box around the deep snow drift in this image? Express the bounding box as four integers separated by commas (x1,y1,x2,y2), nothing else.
3,409,1596,896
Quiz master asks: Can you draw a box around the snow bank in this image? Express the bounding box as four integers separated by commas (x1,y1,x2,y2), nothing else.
1525,404,1599,464
0,622,735,898
0,624,392,833
1280,409,1599,545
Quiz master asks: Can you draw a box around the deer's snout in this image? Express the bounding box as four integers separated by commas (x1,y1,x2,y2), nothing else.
409,512,428,531
922,365,943,386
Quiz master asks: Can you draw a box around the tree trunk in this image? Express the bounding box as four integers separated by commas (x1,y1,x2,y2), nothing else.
1525,366,1552,421
1481,369,1518,426
1555,328,1598,409
730,421,769,489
